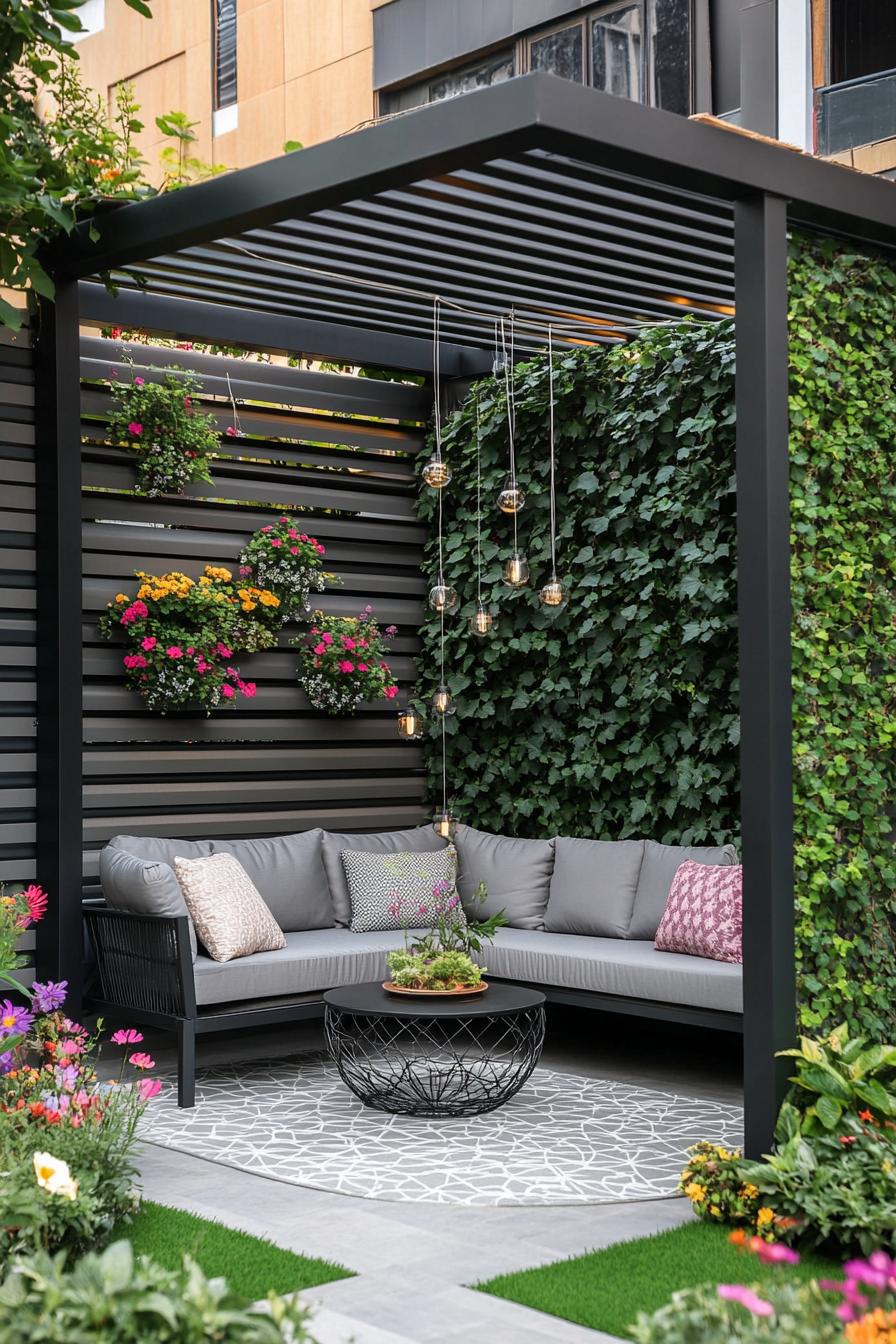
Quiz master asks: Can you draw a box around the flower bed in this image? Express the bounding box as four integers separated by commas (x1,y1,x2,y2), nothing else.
295,607,399,714
99,564,281,712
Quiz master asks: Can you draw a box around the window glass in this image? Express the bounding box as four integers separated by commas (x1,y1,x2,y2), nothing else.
648,0,690,114
214,0,237,110
530,23,585,83
428,51,515,102
830,0,896,85
591,6,642,100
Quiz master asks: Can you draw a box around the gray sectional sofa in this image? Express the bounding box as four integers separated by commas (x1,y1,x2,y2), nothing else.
86,823,741,1106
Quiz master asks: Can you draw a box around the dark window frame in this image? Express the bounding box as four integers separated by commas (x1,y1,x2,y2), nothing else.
212,0,238,112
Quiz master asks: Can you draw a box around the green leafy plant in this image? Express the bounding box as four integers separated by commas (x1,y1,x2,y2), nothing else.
98,563,281,713
156,111,227,190
385,869,506,989
106,367,218,496
294,609,399,714
239,515,333,622
678,1141,767,1234
0,0,153,328
778,1024,896,1134
386,947,484,991
0,1239,314,1342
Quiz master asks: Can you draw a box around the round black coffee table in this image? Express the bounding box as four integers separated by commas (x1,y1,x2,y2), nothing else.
323,981,546,1118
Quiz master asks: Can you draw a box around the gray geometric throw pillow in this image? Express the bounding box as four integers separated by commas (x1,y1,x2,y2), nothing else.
341,846,459,934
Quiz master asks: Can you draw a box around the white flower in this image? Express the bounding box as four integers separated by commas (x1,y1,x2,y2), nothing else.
33,1151,78,1201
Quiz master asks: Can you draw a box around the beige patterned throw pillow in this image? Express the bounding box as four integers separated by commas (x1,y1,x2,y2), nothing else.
173,853,286,962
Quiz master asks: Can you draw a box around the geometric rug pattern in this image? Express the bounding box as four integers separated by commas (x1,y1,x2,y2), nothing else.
139,1052,743,1206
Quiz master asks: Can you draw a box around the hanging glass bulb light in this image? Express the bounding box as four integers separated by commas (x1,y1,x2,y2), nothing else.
433,810,458,840
469,601,493,637
503,550,530,588
397,704,425,740
422,454,452,489
431,682,456,716
429,582,458,614
539,578,568,611
497,476,526,514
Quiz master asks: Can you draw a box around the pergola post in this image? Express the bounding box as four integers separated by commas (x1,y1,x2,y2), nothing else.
33,281,84,1009
734,193,796,1157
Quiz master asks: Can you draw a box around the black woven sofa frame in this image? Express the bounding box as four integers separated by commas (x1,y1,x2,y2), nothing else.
84,907,743,1108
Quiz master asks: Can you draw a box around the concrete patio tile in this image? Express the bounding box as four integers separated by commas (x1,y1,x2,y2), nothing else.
305,1305,423,1344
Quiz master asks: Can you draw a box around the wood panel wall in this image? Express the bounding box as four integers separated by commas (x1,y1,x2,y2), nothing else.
79,337,430,892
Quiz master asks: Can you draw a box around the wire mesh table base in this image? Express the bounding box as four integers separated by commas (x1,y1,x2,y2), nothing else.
324,1002,546,1118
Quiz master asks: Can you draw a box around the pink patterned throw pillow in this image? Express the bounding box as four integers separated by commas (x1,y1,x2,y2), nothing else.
654,860,743,963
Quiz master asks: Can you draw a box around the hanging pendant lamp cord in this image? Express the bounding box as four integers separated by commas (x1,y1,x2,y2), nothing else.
440,606,448,813
433,296,442,460
475,391,482,605
501,316,519,554
548,325,558,580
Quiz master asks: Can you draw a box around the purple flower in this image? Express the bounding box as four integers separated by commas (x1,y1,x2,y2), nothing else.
55,1064,79,1091
0,1000,34,1037
30,980,68,1014
0,1052,13,1075
717,1285,774,1318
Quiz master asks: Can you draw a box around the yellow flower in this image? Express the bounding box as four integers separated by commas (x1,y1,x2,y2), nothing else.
684,1183,705,1202
33,1151,78,1201
756,1207,775,1227
114,592,129,603
242,601,257,612
259,591,280,607
741,1183,759,1199
137,585,152,600
198,576,212,587
692,1154,707,1165
204,566,232,582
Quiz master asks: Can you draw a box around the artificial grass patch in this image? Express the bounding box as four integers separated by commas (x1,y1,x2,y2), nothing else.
114,1199,351,1301
476,1219,838,1340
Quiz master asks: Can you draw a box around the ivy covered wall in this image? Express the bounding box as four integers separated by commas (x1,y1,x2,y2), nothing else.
417,235,896,1037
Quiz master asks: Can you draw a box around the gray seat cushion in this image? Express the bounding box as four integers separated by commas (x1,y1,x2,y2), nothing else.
321,828,448,927
628,840,739,940
544,838,644,938
193,928,421,1006
479,927,742,1014
101,836,212,960
453,825,555,931
210,831,333,932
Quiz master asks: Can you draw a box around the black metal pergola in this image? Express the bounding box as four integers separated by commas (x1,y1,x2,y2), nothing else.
34,72,896,1155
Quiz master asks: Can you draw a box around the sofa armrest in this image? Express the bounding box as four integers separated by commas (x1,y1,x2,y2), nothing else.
84,908,197,1020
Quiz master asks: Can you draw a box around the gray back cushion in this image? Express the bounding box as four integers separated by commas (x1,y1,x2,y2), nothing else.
210,831,333,932
629,839,739,940
544,838,645,938
322,827,448,927
453,825,555,931
100,841,198,961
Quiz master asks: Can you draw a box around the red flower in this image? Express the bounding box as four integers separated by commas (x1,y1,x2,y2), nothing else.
839,1134,857,1146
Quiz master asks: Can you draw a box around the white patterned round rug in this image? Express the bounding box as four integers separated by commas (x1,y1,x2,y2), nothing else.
139,1052,742,1206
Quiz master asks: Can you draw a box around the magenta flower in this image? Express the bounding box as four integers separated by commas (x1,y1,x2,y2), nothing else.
342,636,356,651
19,884,48,926
755,1242,800,1266
241,682,257,697
717,1285,773,1318
313,643,327,655
141,636,157,651
111,1028,143,1045
385,625,398,636
260,525,272,533
321,632,333,646
166,646,183,659
316,544,326,555
138,1077,163,1101
270,538,282,548
338,660,354,673
384,685,399,699
128,421,143,436
123,653,148,670
129,1051,155,1070
216,643,233,658
418,903,429,916
287,529,298,539
225,425,238,437
239,565,251,577
290,546,298,555
30,980,67,1014
357,663,368,672
220,683,235,698
133,376,145,386
0,1000,34,1036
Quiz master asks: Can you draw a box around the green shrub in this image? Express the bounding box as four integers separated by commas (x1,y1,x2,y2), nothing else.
630,1279,845,1344
0,1239,314,1342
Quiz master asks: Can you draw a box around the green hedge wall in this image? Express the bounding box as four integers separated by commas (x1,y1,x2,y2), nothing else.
417,234,896,1037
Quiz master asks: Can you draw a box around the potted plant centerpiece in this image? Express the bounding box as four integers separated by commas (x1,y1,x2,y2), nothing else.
384,870,506,997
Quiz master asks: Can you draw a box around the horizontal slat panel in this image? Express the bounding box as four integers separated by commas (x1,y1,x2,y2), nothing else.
83,744,421,775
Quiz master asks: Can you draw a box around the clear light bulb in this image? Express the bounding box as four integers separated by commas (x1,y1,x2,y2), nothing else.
469,602,494,637
538,578,568,612
497,477,526,514
503,551,530,588
397,706,425,740
433,810,458,839
422,455,452,489
431,683,456,716
429,583,458,614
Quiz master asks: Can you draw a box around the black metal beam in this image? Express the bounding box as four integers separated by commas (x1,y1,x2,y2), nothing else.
735,194,796,1158
57,74,896,282
33,284,84,1008
77,283,490,376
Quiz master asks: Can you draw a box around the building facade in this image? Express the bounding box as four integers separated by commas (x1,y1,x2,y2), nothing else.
75,0,896,178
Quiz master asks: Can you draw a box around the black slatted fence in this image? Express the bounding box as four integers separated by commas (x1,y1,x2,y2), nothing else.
79,335,431,894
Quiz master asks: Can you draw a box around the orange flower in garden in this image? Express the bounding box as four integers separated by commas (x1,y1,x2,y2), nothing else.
845,1309,896,1343
859,1109,877,1124
728,1229,748,1246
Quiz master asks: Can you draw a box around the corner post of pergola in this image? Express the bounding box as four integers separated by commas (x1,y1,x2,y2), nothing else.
734,192,796,1158
33,280,84,1010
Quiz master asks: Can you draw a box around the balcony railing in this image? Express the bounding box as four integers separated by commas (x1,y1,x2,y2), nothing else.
815,66,896,156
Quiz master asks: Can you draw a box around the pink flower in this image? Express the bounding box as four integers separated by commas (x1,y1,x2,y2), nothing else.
60,1039,81,1056
357,663,369,672
384,685,399,699
418,904,429,916
279,516,288,523
385,625,398,636
111,1028,143,1046
123,653,148,670
225,425,238,437
358,638,368,648
166,646,183,659
239,565,251,577
313,643,327,655
129,1051,155,1070
338,660,354,673
120,600,148,626
321,633,333,646
220,683,235,698
141,636,156,651
133,376,145,386
299,534,309,542
316,543,326,555
261,526,272,533
342,636,356,651
717,1286,773,1318
754,1242,800,1266
287,529,298,540
270,538,282,548
196,658,209,674
216,644,232,658
138,1077,163,1101
241,682,256,697
290,546,298,555
186,646,194,655
128,421,142,436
